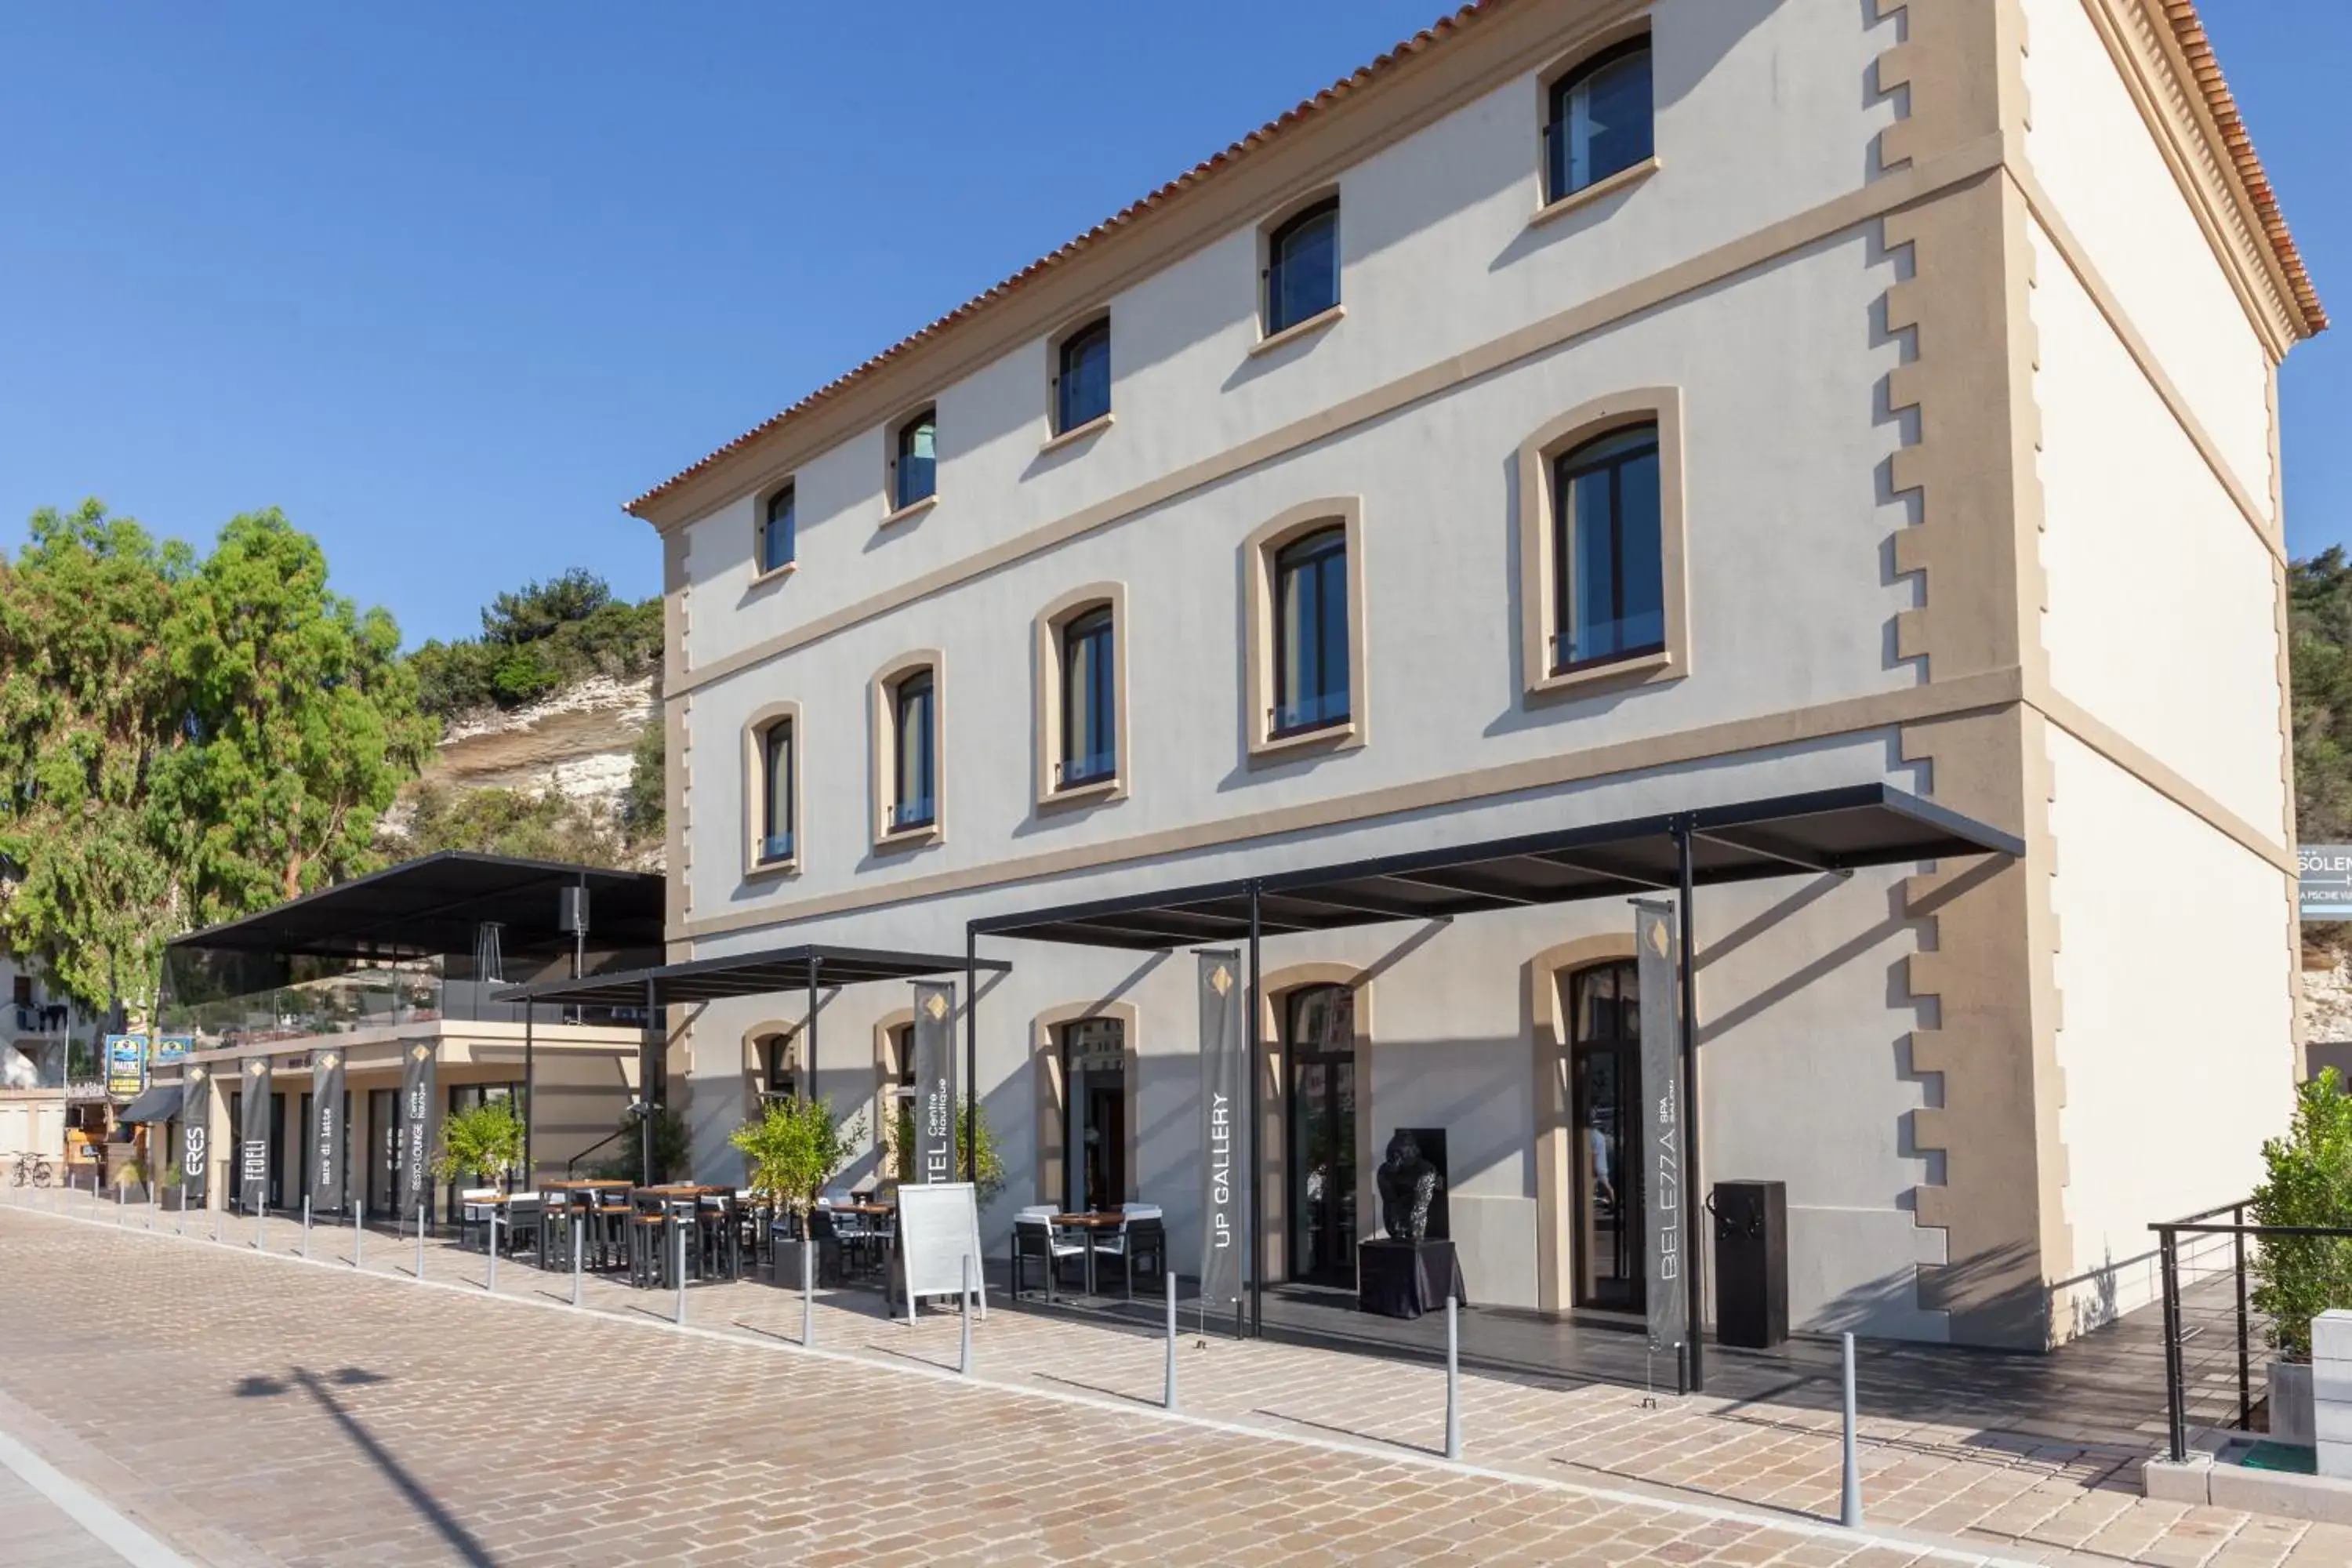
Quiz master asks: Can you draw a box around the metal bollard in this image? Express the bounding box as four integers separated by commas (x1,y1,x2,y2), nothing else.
148,1181,157,1229
416,1203,426,1282
177,1187,186,1236
800,1228,815,1347
354,1206,364,1269
488,1210,500,1294
1443,1293,1463,1461
118,1183,125,1225
1840,1331,1864,1528
1164,1267,1181,1412
302,1196,311,1260
571,1215,584,1308
673,1218,687,1326
959,1254,974,1376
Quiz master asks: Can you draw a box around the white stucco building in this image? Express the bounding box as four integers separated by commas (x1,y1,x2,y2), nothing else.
631,0,2323,1351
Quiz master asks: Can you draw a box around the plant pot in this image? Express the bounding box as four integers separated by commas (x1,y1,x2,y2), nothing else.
2269,1360,2316,1446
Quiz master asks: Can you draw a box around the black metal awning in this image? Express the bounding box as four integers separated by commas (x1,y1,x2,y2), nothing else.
971,784,2020,950
490,942,1011,1010
118,1083,183,1124
166,851,666,961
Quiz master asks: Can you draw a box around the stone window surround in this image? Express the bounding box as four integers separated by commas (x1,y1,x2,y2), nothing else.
1531,17,1657,223
739,700,802,881
869,648,946,851
882,404,941,528
1044,310,1116,448
1032,582,1131,811
1515,387,1690,702
753,481,797,583
1254,185,1345,350
1243,495,1369,763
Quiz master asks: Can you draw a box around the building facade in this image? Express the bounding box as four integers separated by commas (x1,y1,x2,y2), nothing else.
636,0,2323,1348
0,949,94,1169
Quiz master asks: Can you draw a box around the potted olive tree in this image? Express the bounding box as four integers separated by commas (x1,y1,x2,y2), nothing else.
432,1098,528,1193
2249,1069,2352,1445
731,1097,864,1279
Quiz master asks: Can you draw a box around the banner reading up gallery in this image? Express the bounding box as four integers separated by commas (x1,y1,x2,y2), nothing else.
1197,951,1247,1320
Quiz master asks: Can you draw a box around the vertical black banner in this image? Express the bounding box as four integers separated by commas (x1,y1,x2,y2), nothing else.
1634,900,1687,1359
239,1057,272,1214
182,1064,211,1209
1197,950,1246,1316
312,1049,346,1214
399,1042,436,1218
909,982,956,1184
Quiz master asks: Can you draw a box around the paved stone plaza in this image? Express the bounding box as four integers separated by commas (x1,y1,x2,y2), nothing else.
2,1195,2346,1566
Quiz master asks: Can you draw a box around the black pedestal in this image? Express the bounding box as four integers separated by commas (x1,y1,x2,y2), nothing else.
1356,1238,1467,1320
1712,1179,1789,1349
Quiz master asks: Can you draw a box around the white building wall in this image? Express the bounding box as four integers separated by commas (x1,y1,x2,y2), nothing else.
2045,727,2293,1333
2019,0,2276,517
2031,218,2287,840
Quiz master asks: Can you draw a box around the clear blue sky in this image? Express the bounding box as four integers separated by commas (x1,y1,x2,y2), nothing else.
2,3,2343,648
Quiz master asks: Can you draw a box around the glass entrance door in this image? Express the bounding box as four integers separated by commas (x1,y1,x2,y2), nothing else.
1284,985,1358,1286
1570,961,1643,1312
368,1088,398,1218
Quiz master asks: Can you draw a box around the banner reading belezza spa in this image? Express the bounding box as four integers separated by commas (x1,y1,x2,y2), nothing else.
399,1042,436,1217
1197,950,1247,1322
1633,900,1688,1363
909,981,956,1184
239,1056,272,1214
182,1064,211,1208
312,1048,346,1214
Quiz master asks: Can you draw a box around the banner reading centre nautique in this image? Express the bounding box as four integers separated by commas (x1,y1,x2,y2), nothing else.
910,981,956,1184
182,1064,210,1209
312,1049,346,1214
398,1042,435,1216
1198,950,1247,1322
1633,900,1688,1363
238,1056,271,1214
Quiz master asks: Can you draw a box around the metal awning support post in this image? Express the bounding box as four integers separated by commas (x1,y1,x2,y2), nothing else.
641,976,658,1184
964,927,979,1184
523,1005,535,1184
806,956,822,1103
1674,819,1706,1396
1247,879,1263,1340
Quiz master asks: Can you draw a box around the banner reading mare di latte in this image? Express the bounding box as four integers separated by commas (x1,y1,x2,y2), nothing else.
1197,950,1247,1322
1633,901,1688,1363
238,1057,272,1214
182,1064,211,1208
399,1042,436,1217
311,1049,347,1214
909,982,956,1184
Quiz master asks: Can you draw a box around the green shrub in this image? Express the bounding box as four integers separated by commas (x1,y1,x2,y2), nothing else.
885,1094,1005,1207
433,1098,527,1187
587,1106,690,1184
732,1098,866,1236
2249,1069,2352,1361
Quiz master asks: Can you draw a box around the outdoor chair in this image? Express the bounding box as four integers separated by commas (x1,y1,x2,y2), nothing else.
502,1195,543,1261
696,1193,741,1280
1011,1207,1087,1303
458,1189,500,1252
820,1195,877,1279
1090,1203,1167,1301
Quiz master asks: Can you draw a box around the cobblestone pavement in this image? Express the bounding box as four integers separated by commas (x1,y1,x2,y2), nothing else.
4,1192,2345,1566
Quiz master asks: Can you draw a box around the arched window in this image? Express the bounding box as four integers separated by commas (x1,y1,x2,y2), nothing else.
891,408,937,511
1054,318,1111,434
891,668,937,831
1059,605,1116,788
760,1034,798,1103
759,485,796,574
1552,423,1664,671
1567,960,1642,1310
756,717,794,864
1283,984,1357,1284
1264,197,1340,336
1546,40,1653,202
1272,524,1350,735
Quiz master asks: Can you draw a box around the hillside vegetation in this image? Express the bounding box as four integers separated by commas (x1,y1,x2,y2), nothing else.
408,568,661,721
2293,547,2352,844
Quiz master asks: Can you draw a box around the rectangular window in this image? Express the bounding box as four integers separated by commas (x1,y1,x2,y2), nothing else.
760,487,795,574
891,671,936,830
1055,320,1111,434
1059,607,1116,788
1552,426,1664,670
894,411,937,511
1545,42,1653,203
1272,527,1350,735
760,720,794,863
1264,198,1340,336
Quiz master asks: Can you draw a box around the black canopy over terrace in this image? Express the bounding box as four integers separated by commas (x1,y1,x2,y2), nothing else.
968,782,2022,1392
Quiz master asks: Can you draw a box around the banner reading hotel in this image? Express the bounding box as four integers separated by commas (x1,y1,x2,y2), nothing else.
238,1056,272,1214
1633,900,1688,1362
312,1049,347,1214
399,1042,436,1217
182,1064,211,1209
909,982,956,1184
1197,950,1246,1321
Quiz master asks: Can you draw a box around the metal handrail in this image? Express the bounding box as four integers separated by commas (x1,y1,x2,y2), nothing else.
564,1123,630,1179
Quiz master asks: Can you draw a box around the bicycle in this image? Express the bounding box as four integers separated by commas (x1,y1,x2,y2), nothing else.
9,1152,54,1189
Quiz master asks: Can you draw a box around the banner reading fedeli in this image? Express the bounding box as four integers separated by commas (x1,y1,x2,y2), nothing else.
238,1056,272,1214
399,1042,436,1217
1197,950,1247,1322
909,981,956,1184
311,1048,346,1214
1633,900,1688,1363
182,1064,211,1208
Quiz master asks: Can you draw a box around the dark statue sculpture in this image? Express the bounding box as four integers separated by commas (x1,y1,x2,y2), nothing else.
1376,1130,1443,1244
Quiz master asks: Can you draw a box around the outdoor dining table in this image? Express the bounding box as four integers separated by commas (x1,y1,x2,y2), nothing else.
539,1182,633,1272
1051,1212,1127,1297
